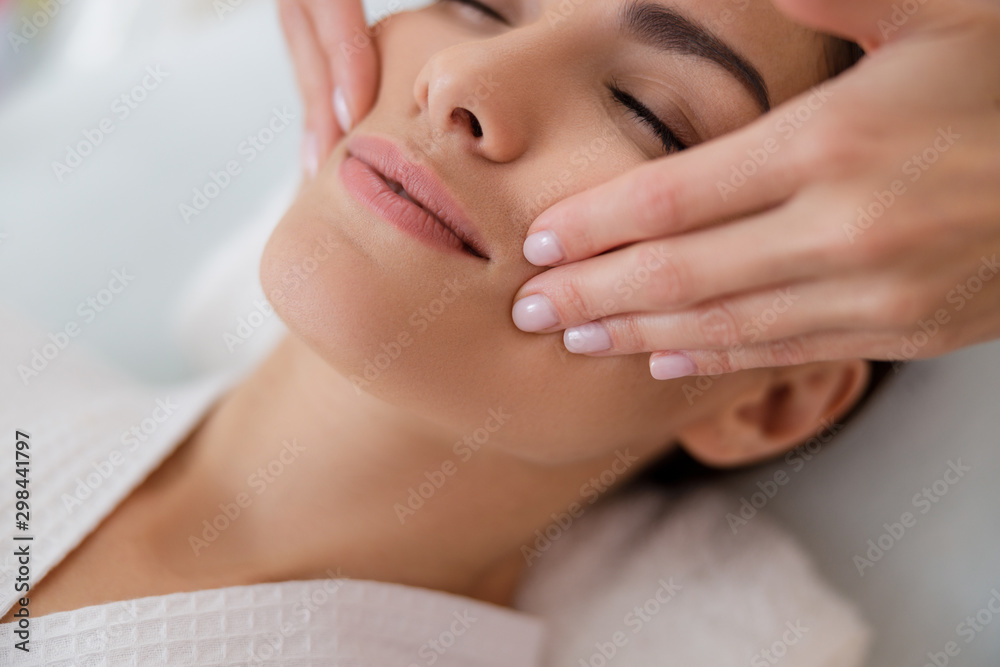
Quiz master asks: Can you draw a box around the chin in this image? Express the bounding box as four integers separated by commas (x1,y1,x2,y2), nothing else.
261,204,404,385
259,188,498,414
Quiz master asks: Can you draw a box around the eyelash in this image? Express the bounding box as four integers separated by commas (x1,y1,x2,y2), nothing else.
609,80,687,154
442,0,508,23
444,1,687,155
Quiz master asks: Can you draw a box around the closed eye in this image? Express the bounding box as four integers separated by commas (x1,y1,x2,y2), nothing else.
609,80,687,154
441,0,509,24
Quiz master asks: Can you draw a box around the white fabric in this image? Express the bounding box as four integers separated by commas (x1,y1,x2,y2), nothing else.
515,489,872,667
0,300,870,665
0,579,540,666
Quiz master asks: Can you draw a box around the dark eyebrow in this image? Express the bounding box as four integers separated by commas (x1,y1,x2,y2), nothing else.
619,0,771,112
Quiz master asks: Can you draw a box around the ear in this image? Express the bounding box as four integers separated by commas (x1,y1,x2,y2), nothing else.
676,359,871,468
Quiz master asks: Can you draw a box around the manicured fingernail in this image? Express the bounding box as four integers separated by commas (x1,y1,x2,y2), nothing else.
512,294,559,332
302,131,318,179
650,353,696,380
523,231,565,266
564,323,611,354
333,86,353,134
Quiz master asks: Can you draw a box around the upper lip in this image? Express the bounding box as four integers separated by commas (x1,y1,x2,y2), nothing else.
345,134,489,259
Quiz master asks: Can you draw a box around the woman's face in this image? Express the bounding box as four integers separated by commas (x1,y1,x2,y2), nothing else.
262,0,835,462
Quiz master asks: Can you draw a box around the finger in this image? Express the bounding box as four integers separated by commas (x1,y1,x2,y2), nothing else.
513,200,841,332
770,0,953,49
310,0,380,138
561,280,873,356
646,329,909,380
521,87,829,266
279,0,336,178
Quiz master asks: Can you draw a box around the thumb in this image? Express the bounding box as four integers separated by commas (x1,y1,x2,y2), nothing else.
314,0,381,132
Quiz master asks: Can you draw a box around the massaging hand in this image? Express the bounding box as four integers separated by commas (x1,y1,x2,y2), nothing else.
278,0,378,178
513,0,1000,380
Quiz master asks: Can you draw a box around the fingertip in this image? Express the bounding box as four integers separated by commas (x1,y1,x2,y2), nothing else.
512,294,560,333
523,230,565,266
333,86,353,134
331,30,380,128
345,58,380,125
649,353,697,380
302,130,318,179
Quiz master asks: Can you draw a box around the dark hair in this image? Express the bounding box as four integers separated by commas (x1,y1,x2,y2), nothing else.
635,38,879,488
825,38,866,79
633,360,896,487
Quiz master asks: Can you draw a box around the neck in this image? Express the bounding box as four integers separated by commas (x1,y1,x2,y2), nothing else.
144,334,651,605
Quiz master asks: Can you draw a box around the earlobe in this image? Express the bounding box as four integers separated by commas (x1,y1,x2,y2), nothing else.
677,360,871,469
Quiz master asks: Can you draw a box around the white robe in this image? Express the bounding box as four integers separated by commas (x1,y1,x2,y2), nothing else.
0,302,870,666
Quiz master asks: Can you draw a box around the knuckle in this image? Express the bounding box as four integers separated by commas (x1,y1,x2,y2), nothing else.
552,272,599,322
848,221,900,266
762,336,811,367
612,315,652,352
710,350,743,375
870,284,931,328
632,170,680,235
790,114,867,181
635,244,688,307
783,202,855,272
695,303,742,348
928,323,963,356
560,216,597,258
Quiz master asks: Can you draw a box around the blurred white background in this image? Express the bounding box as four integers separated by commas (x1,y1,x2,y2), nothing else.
0,1,998,665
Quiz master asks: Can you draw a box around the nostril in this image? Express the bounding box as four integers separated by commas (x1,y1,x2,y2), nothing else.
451,107,483,138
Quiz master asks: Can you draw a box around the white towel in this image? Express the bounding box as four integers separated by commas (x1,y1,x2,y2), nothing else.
516,487,872,667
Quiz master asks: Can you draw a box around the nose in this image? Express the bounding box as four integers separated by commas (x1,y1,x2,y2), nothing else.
413,41,533,163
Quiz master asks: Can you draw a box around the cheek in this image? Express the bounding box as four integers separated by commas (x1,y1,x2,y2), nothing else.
261,189,677,464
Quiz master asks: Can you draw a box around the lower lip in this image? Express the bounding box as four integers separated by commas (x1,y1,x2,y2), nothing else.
339,155,468,256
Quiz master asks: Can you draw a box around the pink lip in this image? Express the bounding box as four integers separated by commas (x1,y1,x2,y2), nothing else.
339,134,489,259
